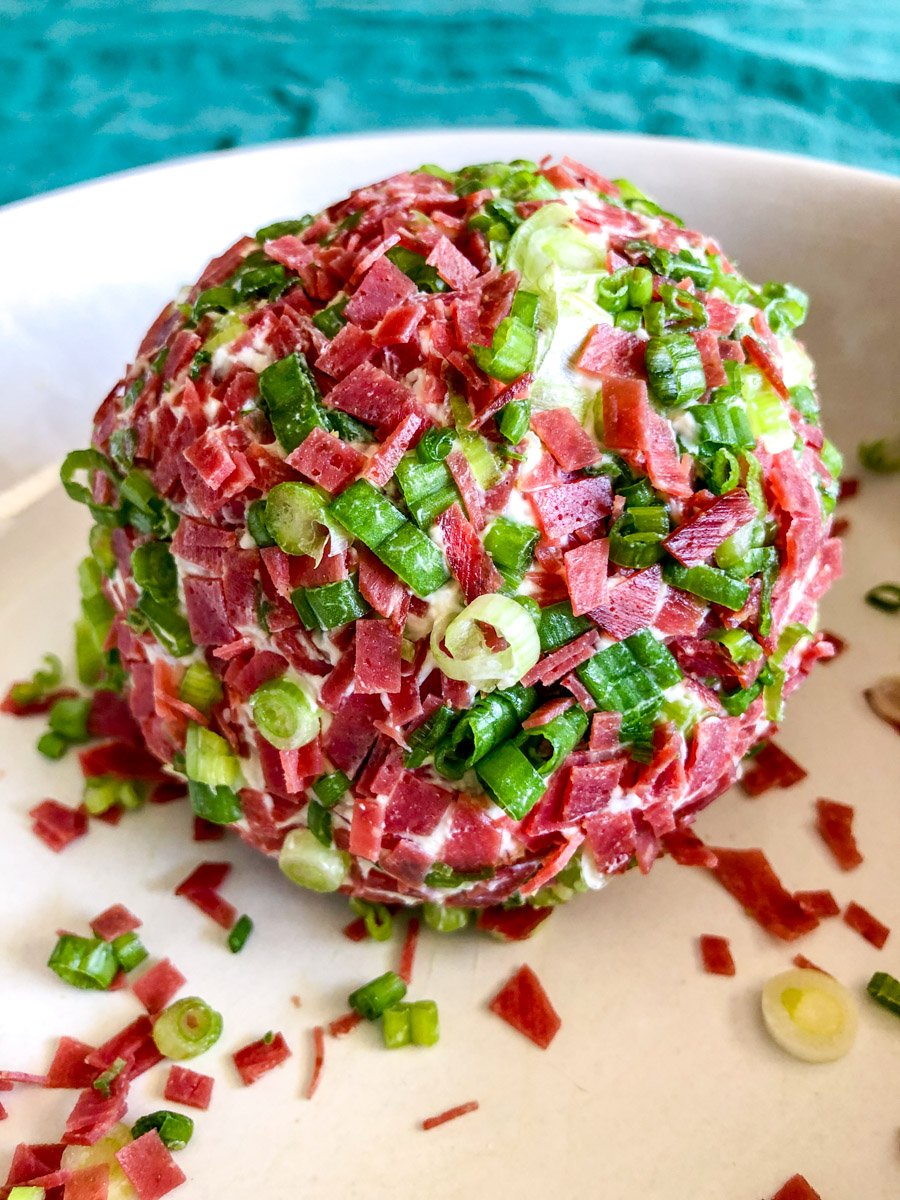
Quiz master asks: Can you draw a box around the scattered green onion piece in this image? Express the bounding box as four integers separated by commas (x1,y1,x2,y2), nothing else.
865,582,900,613
82,776,123,816
820,438,843,481
385,245,447,293
624,629,683,687
377,524,450,599
474,740,547,819
312,770,350,808
382,1004,411,1049
184,722,243,790
349,971,408,1020
417,427,454,462
327,478,406,546
706,628,762,664
409,1000,440,1047
89,524,117,575
249,677,320,751
264,482,330,560
306,799,333,846
231,262,287,301
74,618,104,687
188,780,243,825
759,280,808,335
191,285,237,323
293,575,369,630
690,401,755,449
472,314,538,383
516,704,588,776
608,514,666,569
576,642,664,742
60,449,120,523
537,601,593,653
227,915,254,954
709,447,742,493
720,678,765,716
48,934,118,990
152,996,223,1060
93,1057,127,1098
394,456,455,526
256,215,314,242
131,1110,194,1151
326,409,373,443
279,827,349,893
246,498,276,547
484,516,539,588
134,594,195,658
645,332,707,408
858,434,900,474
178,662,223,715
37,730,69,760
434,685,536,778
108,426,137,471
761,968,858,1063
403,706,459,769
7,1189,46,1199
7,652,63,709
663,561,751,611
596,270,630,314
431,594,540,692
131,542,178,606
311,296,349,338
424,863,492,889
350,898,393,942
258,352,328,454
422,902,470,932
112,931,148,973
46,696,90,742
867,971,900,1017
498,398,531,444
449,393,501,489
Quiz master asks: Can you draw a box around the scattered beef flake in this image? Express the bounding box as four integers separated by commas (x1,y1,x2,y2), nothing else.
476,906,553,941
0,1100,6,1120
739,741,808,797
837,477,859,501
843,901,890,950
421,1100,480,1131
174,860,231,893
1,685,78,716
814,798,863,871
663,827,719,868
5,1142,66,1186
831,516,850,537
698,934,736,977
792,954,829,975
327,1012,362,1038
794,890,840,918
115,1129,186,1200
488,964,561,1050
29,799,88,852
90,904,141,942
398,916,420,985
132,959,187,1014
64,1163,110,1199
174,860,236,928
305,1026,326,1101
232,1032,292,1085
164,1065,214,1111
819,630,846,660
707,848,819,941
45,1038,96,1090
342,917,369,942
770,1174,823,1200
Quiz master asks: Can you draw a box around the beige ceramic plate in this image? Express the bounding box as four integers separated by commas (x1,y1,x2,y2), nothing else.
1,131,899,1199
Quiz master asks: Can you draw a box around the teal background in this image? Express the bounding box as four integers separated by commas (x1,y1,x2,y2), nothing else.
3,0,898,206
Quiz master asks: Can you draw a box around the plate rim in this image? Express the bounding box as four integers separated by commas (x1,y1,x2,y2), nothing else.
3,125,899,219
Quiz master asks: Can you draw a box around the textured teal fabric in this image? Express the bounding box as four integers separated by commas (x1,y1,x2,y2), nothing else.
2,0,898,205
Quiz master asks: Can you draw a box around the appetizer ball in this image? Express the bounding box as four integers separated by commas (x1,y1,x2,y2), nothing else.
66,157,841,918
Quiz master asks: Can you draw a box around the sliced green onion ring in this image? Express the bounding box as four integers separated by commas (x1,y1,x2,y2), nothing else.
279,827,349,892
152,996,224,1060
264,482,330,561
761,968,858,1063
430,594,540,691
249,677,320,751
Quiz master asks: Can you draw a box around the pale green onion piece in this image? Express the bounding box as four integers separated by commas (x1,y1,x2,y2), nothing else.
430,594,540,692
449,394,501,488
742,367,793,450
761,968,858,1063
61,1125,137,1200
422,902,470,933
278,827,349,893
249,677,320,751
264,481,330,562
151,996,224,1060
184,722,244,790
8,1190,47,1200
179,662,223,715
409,999,440,1047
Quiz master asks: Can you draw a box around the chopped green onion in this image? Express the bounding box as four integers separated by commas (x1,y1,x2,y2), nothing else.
471,312,538,383
246,498,276,547
112,931,149,973
7,1188,46,1199
865,582,900,613
645,332,707,408
311,296,349,338
312,770,350,808
498,398,531,444
179,661,223,715
720,678,765,716
394,456,455,524
858,434,900,474
537,600,592,653
184,722,243,791
108,426,137,471
867,971,900,1017
431,594,540,691
484,517,539,589
350,899,393,942
256,215,314,242
48,934,118,990
759,281,808,335
60,449,121,524
279,827,349,892
306,798,333,846
424,863,492,889
152,996,224,1060
37,730,69,760
761,968,858,1063
188,780,243,825
227,915,254,954
409,999,440,1046
249,677,319,750
328,477,404,547
417,427,454,462
382,1004,411,1049
89,524,117,575
624,629,683,687
264,481,330,560
326,409,373,443
132,542,178,606
348,971,407,1020
293,575,369,629
119,470,176,538
434,684,536,778
46,696,89,742
258,352,328,454
820,438,843,481
576,642,663,742
82,776,123,816
134,594,195,658
376,524,450,598
516,704,588,776
93,1057,127,1098
191,285,236,323
596,270,630,313
449,393,501,489
609,512,667,569
403,706,459,769
131,1110,194,1151
474,740,547,819
663,561,751,611
7,652,64,709
385,245,447,293
706,628,762,664
691,401,755,450
422,902,470,932
708,447,741,493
